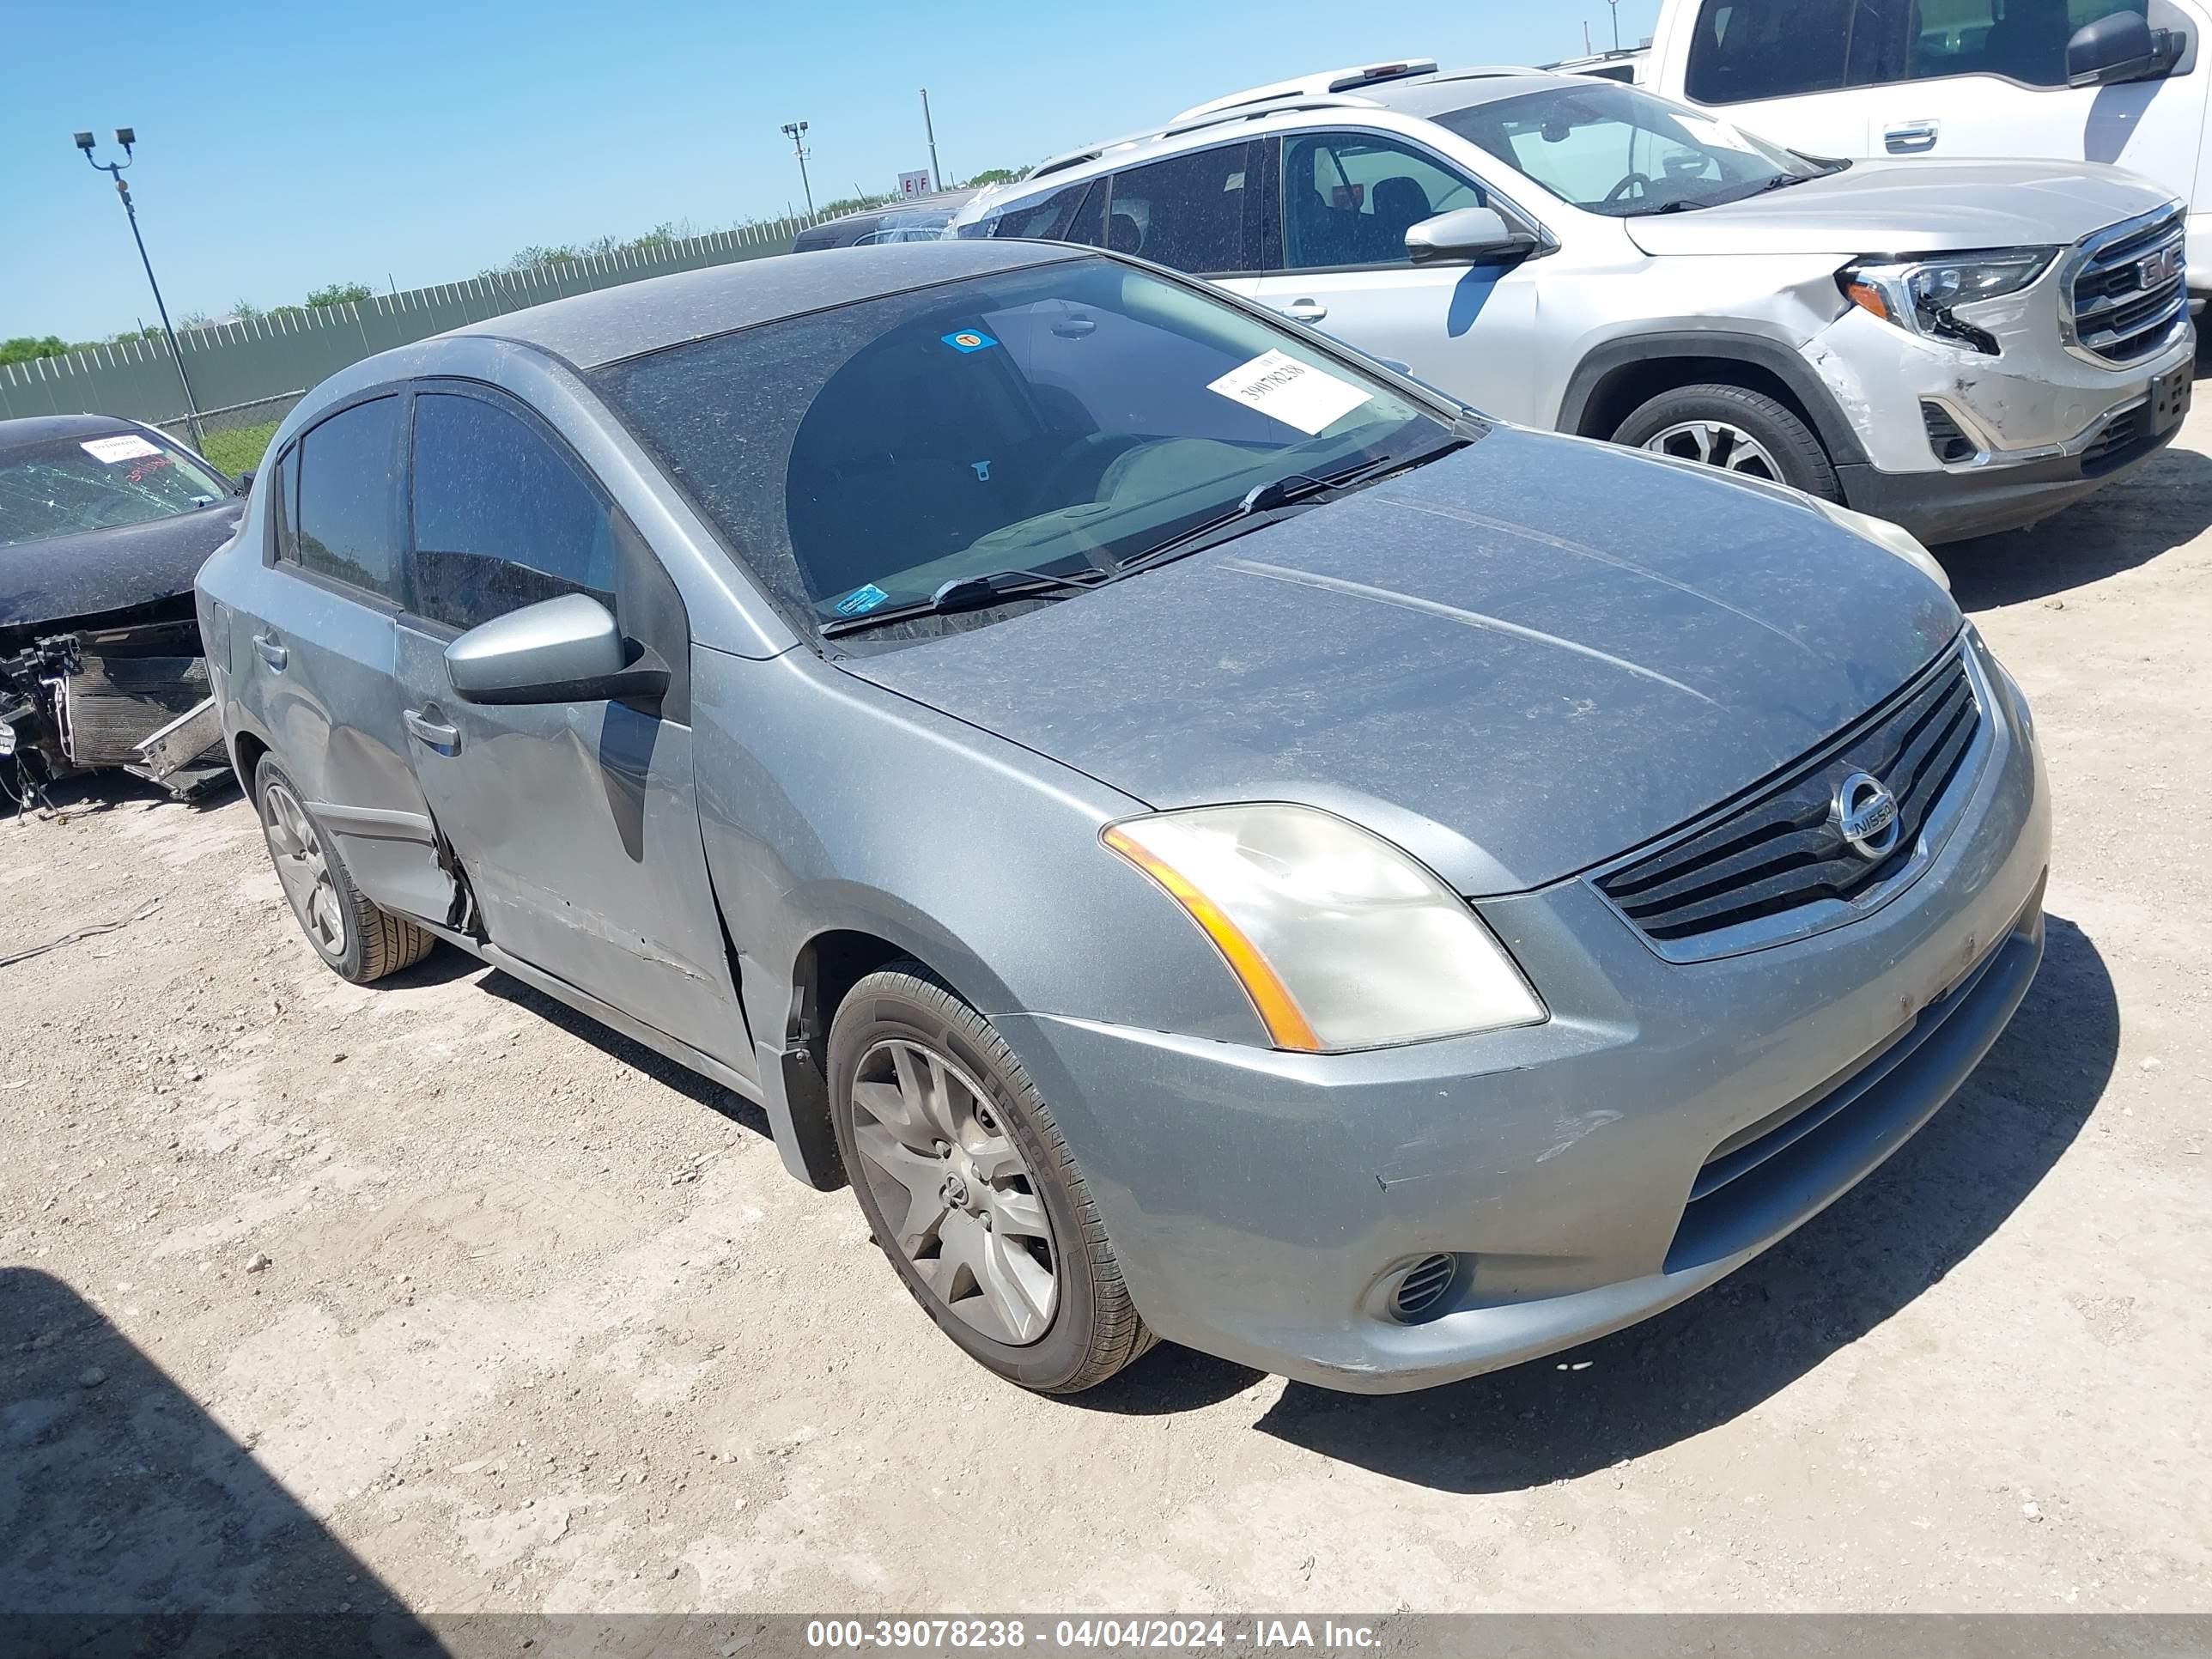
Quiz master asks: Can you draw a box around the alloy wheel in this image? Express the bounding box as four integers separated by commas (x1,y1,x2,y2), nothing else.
263,781,345,957
847,1037,1060,1346
1641,419,1784,481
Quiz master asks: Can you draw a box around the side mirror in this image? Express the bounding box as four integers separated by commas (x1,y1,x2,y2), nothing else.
444,592,669,706
2068,9,2182,85
1405,207,1539,265
233,469,255,496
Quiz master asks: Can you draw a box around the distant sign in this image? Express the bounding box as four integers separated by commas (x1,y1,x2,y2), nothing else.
897,169,933,199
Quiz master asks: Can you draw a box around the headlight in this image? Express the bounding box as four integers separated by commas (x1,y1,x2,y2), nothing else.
1103,804,1546,1052
1840,248,2054,353
1806,496,1951,592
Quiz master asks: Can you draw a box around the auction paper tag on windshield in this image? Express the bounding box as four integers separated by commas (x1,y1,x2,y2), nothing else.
1206,350,1370,435
82,434,162,464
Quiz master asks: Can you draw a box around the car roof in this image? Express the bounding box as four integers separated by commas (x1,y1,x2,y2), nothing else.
0,413,149,453
442,239,1074,370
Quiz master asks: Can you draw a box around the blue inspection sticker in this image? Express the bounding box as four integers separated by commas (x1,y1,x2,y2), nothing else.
941,330,998,353
834,583,890,617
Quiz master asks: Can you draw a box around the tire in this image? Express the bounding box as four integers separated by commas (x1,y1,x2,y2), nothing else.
1611,382,1842,502
827,962,1155,1393
254,757,435,985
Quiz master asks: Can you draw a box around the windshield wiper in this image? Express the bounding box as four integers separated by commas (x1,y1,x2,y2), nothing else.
818,566,1105,639
1653,198,1711,214
1107,435,1470,581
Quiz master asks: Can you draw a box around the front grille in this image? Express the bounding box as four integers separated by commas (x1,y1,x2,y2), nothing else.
1597,649,1980,947
2067,209,2189,365
1920,401,1978,465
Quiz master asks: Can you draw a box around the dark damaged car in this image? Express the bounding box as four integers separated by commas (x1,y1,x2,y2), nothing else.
0,414,243,797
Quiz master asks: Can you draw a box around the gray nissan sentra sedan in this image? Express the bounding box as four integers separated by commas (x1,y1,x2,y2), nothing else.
196,240,2050,1395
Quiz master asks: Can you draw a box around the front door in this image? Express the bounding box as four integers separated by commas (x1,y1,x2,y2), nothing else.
389,385,746,1066
1240,130,1547,424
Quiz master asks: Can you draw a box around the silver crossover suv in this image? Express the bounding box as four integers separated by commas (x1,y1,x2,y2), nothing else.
198,241,2050,1394
953,61,2194,543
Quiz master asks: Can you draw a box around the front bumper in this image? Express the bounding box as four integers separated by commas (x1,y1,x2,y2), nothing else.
1810,294,2193,543
999,634,2051,1393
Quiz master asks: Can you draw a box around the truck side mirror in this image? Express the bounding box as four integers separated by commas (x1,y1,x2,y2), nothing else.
2067,10,2185,86
1405,207,1538,265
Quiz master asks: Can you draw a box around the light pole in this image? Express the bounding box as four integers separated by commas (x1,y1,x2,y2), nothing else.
920,88,943,191
74,128,204,453
781,121,815,218
1609,0,1621,50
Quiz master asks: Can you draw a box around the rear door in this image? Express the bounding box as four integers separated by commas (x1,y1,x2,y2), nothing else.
388,383,741,1060
241,395,458,926
1242,129,1547,422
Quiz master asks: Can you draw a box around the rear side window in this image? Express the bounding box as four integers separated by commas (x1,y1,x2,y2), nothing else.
1104,143,1264,274
407,392,617,633
1686,0,1862,100
289,396,404,601
974,178,1108,245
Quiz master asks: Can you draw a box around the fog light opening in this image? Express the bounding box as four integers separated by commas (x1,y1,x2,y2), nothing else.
1388,1253,1462,1323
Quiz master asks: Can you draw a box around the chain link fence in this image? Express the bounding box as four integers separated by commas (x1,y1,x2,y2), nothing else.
154,392,303,479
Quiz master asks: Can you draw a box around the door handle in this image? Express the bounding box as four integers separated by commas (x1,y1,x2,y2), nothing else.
1884,120,1939,153
251,632,288,672
1282,298,1328,322
404,707,461,756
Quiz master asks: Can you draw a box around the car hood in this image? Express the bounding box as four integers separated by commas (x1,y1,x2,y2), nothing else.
0,501,242,634
1625,157,2175,258
837,428,1961,896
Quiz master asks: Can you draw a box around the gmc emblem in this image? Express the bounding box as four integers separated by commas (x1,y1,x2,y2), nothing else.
2139,244,2185,289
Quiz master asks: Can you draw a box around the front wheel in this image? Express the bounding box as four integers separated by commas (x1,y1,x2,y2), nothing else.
1612,382,1842,501
827,963,1155,1393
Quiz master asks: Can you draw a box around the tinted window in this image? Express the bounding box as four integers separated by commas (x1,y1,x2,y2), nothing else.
1900,0,2144,86
1105,143,1261,273
267,445,296,562
291,397,404,600
0,429,228,549
590,257,1442,640
975,178,1107,245
1686,0,1861,100
409,392,617,633
1280,133,1486,271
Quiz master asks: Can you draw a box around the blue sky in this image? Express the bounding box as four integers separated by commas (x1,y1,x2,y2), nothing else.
2,0,1659,343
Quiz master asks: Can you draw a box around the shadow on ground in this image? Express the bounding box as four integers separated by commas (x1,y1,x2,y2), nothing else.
1092,916,2115,1481
0,1267,444,1656
1942,444,2212,610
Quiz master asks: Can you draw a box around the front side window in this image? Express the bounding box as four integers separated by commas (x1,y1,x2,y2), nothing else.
1900,0,2147,87
590,257,1449,642
1434,83,1834,216
1103,143,1263,274
408,392,617,633
290,396,404,601
0,428,228,549
1279,132,1486,271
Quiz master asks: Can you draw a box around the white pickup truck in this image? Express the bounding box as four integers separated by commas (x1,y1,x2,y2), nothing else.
1640,0,2210,300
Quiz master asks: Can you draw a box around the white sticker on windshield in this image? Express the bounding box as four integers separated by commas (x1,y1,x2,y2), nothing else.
81,434,162,464
1206,349,1370,436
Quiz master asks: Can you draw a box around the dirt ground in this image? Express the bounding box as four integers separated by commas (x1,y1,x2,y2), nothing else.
3,407,2209,1626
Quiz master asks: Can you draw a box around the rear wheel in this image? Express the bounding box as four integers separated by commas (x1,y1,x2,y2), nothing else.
1612,382,1842,501
827,963,1155,1393
255,758,434,984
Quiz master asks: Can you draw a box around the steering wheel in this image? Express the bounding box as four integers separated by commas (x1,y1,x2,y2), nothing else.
1602,171,1654,206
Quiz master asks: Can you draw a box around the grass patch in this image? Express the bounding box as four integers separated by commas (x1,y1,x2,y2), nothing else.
198,419,280,477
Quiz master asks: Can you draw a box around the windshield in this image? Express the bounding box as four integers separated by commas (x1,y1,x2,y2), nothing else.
1432,82,1832,217
590,257,1448,638
0,430,230,549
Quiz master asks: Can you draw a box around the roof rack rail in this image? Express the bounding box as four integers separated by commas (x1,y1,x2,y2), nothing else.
1170,58,1439,124
1025,94,1378,182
